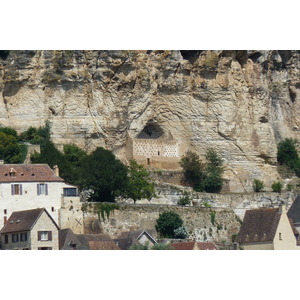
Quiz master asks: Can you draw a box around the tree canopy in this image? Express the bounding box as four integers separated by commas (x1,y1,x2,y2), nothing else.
155,211,184,238
125,160,156,203
79,147,128,202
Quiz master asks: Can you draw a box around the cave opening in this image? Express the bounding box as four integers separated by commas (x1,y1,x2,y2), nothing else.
137,122,164,139
0,50,10,60
180,50,202,64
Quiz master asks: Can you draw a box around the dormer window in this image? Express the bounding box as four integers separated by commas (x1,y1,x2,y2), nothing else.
9,168,16,177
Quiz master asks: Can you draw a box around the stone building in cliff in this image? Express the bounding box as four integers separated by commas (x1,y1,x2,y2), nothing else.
126,121,182,169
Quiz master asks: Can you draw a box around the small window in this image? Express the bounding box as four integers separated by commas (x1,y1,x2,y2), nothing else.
63,188,78,197
12,233,19,243
4,209,7,215
38,231,52,241
20,232,28,242
4,235,8,244
37,183,48,195
38,247,52,250
279,233,282,240
11,184,22,195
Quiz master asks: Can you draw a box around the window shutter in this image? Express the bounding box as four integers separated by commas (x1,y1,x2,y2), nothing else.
38,231,41,241
20,184,23,195
45,184,48,195
37,184,40,195
11,185,14,195
48,231,52,241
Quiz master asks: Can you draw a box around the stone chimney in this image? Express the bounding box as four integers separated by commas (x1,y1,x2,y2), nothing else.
53,165,59,177
278,203,286,214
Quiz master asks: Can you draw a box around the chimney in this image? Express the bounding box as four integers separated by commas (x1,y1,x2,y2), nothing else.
278,203,286,214
53,165,59,177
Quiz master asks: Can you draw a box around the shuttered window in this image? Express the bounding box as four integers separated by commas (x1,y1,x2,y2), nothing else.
11,184,22,195
12,233,19,243
37,184,48,195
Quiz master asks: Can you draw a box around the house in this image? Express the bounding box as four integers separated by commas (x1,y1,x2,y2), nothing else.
0,163,80,229
59,228,120,250
0,208,60,250
114,229,157,250
237,205,299,250
287,195,300,235
170,241,218,250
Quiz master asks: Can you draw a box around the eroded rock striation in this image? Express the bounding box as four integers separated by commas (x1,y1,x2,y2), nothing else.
0,50,299,192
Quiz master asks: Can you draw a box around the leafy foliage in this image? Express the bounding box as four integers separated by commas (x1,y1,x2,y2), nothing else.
92,202,119,221
173,226,188,239
180,148,224,193
253,179,265,192
277,138,299,166
271,181,283,193
0,130,25,163
79,147,128,202
178,191,191,206
155,211,184,238
125,160,156,203
19,123,50,145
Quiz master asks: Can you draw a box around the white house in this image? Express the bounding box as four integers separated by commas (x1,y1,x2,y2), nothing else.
0,163,79,229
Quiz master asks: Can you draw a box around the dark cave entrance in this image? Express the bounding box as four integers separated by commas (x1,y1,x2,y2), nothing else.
180,50,202,64
137,122,164,139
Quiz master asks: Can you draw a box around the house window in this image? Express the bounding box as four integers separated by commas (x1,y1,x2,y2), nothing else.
11,184,22,195
12,233,19,243
20,232,28,242
37,183,48,195
4,235,8,244
63,188,78,197
4,209,7,215
279,233,282,240
38,231,52,241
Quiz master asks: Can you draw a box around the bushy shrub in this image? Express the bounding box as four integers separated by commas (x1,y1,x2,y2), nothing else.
155,211,184,238
173,226,188,239
271,181,283,193
253,179,265,192
277,138,298,166
178,191,191,206
180,148,224,193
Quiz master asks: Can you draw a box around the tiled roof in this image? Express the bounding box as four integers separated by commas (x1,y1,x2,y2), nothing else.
0,164,64,183
88,241,120,250
114,229,157,250
197,242,219,250
0,208,59,234
170,241,218,250
288,195,300,224
237,208,281,243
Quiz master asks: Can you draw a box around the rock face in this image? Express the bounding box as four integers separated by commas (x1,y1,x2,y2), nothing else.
0,50,299,192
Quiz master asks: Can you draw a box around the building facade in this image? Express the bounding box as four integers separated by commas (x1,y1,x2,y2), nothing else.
0,164,80,229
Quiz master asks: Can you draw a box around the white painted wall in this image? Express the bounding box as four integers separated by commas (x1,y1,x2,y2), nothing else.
0,181,79,229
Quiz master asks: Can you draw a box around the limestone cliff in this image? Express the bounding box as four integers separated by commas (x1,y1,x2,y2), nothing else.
0,50,299,192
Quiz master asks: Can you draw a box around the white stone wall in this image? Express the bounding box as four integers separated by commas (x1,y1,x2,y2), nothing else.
133,139,179,158
0,181,80,229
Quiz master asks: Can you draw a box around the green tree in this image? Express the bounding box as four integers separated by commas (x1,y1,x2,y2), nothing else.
180,149,224,193
125,160,156,203
79,147,128,202
155,211,183,238
253,179,265,192
179,150,205,190
277,138,299,167
0,131,24,163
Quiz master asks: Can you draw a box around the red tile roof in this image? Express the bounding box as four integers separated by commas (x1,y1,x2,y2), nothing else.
170,241,218,250
0,164,64,183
